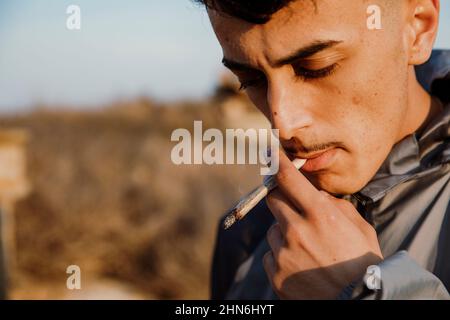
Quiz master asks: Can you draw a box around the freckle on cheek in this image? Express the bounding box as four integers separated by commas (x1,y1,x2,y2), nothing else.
352,96,362,105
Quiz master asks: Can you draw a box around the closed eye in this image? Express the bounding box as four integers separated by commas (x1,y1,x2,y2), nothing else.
293,63,339,81
238,63,340,91
238,74,267,91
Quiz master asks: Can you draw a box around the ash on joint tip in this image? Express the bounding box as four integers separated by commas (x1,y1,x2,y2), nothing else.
223,214,236,229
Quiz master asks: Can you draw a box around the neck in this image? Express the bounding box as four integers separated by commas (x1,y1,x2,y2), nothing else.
396,67,433,142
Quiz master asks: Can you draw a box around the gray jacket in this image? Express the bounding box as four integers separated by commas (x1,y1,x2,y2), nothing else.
210,50,450,300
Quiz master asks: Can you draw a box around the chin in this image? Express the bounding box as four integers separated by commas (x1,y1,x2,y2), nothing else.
304,171,366,196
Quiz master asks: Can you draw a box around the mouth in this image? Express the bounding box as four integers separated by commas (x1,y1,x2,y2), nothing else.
292,148,339,173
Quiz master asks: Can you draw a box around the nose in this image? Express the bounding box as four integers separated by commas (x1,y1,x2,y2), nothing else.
267,77,314,143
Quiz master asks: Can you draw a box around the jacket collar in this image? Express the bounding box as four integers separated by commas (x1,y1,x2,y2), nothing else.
353,50,450,205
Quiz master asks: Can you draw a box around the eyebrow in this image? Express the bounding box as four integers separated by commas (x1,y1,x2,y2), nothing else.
222,40,343,72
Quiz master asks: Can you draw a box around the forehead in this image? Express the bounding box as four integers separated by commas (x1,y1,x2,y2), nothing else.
208,0,368,64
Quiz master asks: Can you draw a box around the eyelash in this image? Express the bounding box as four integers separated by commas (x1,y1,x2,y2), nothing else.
238,63,339,91
294,63,339,80
238,76,265,91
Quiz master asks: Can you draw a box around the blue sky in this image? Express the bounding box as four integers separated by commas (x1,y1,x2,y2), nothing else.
0,1,449,111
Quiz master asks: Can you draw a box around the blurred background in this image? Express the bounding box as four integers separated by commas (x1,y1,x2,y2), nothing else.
0,1,448,299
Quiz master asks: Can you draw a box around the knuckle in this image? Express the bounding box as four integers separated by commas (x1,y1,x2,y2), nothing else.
325,211,339,224
272,273,283,291
335,197,350,207
284,223,295,237
316,193,332,209
318,190,339,203
277,247,290,265
266,224,277,242
367,225,378,238
285,225,302,246
263,251,272,267
312,212,337,231
263,250,269,261
363,224,378,238
266,193,276,207
307,202,328,221
275,170,290,185
342,199,357,211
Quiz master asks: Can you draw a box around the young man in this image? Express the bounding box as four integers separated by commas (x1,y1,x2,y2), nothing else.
196,0,450,299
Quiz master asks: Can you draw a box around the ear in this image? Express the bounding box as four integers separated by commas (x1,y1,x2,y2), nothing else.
406,0,440,65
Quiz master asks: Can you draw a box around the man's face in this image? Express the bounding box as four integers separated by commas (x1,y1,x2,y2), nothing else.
209,0,413,195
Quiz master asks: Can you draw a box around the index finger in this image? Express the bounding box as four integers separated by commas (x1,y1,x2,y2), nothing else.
275,149,329,217
266,189,304,236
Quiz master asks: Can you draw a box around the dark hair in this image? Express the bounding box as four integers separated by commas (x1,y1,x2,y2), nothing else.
194,0,295,24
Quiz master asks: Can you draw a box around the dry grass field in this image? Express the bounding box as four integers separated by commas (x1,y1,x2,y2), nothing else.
0,96,268,299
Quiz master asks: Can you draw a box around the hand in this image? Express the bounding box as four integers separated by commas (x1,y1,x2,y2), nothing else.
263,151,383,299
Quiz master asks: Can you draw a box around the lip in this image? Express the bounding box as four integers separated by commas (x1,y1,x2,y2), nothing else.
297,148,339,172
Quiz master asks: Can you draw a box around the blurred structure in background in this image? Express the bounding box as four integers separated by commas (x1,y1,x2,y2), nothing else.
214,72,270,130
0,129,30,299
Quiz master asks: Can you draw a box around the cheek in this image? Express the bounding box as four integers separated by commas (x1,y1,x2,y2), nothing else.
337,90,406,188
324,79,404,170
336,54,408,156
344,93,398,151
